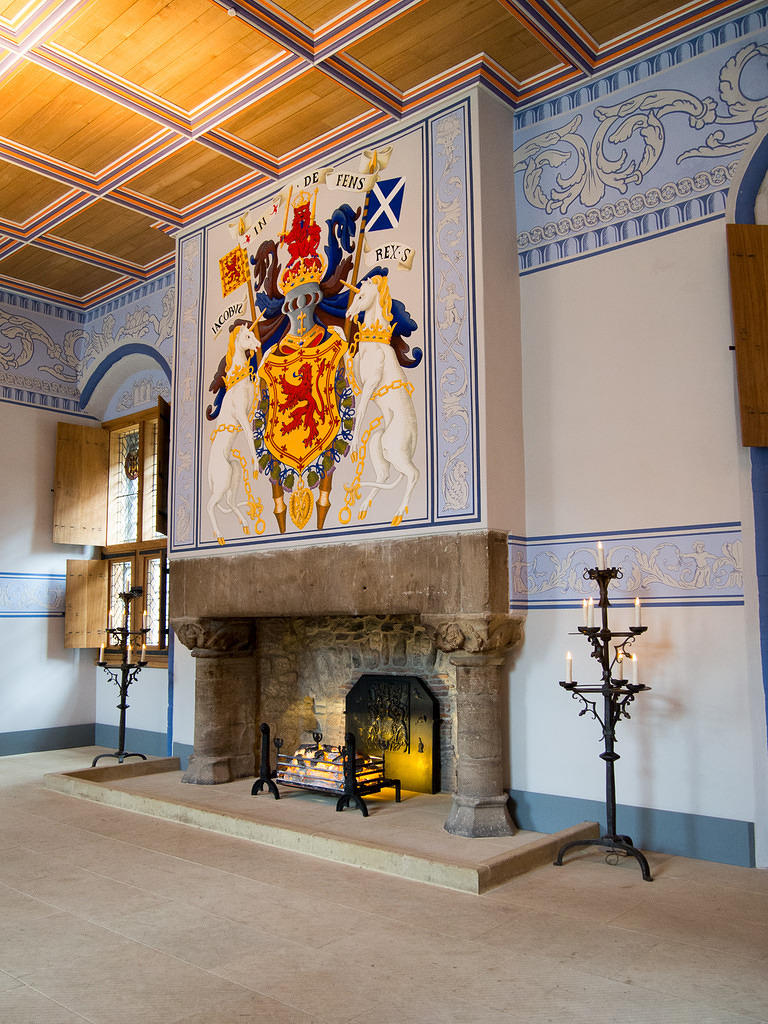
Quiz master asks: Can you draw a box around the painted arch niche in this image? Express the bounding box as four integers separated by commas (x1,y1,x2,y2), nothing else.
80,346,171,420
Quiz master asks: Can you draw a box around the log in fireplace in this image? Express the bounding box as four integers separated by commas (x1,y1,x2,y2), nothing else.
252,723,401,816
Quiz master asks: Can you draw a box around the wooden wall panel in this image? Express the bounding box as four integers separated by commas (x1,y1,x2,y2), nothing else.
53,423,109,545
65,558,108,649
727,223,768,447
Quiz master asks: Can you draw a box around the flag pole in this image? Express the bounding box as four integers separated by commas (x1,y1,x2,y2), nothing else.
345,151,379,351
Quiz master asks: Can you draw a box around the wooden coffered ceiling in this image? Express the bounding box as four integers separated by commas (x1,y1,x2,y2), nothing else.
0,0,751,307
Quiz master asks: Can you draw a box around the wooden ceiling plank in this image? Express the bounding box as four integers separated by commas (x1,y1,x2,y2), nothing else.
0,158,70,223
347,0,553,90
52,0,282,110
221,67,371,158
0,241,121,297
123,139,254,208
54,197,175,265
563,0,682,46
0,61,157,173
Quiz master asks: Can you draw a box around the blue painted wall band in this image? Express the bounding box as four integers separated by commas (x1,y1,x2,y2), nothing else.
509,789,755,868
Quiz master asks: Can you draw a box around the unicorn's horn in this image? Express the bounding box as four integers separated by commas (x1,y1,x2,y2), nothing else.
342,280,359,294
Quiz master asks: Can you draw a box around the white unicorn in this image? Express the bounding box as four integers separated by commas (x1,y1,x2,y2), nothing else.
343,274,419,527
206,320,265,544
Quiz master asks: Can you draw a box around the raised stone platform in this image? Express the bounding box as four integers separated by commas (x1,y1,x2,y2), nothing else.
44,756,598,894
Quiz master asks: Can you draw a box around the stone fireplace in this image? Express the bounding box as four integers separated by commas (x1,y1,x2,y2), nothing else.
170,529,523,837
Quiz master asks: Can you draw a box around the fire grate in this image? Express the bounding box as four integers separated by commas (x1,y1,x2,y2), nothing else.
251,723,401,816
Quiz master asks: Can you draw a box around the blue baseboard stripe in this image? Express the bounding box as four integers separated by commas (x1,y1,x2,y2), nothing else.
509,789,755,868
93,725,193,770
0,724,95,756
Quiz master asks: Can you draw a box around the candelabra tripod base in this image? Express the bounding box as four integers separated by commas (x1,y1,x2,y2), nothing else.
554,834,653,881
91,751,148,767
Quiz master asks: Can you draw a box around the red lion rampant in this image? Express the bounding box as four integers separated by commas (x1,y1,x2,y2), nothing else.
278,360,328,447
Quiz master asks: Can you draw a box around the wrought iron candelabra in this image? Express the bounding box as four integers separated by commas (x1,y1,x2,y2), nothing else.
92,587,149,767
554,559,653,881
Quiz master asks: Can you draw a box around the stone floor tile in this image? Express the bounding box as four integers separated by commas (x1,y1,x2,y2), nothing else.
0,909,130,979
598,938,768,1020
0,984,91,1022
20,944,256,1024
104,900,268,970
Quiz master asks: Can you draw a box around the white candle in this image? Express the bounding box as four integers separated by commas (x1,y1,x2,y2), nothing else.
634,596,642,628
127,640,132,664
566,651,573,683
632,653,638,684
143,609,148,629
597,541,605,569
588,597,594,628
582,598,588,627
616,652,624,680
108,609,114,630
98,643,104,663
141,642,147,663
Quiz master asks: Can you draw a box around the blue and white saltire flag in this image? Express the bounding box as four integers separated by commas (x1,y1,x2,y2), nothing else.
366,177,406,232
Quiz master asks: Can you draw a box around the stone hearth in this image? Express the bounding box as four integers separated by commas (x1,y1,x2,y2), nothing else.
170,529,523,838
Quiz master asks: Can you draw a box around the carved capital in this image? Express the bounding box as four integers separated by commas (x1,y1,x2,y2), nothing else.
172,616,257,656
423,613,522,663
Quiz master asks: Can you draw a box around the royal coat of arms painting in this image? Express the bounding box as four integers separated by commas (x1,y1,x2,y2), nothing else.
200,133,427,545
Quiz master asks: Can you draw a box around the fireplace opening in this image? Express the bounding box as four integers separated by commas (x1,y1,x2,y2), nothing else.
345,674,440,794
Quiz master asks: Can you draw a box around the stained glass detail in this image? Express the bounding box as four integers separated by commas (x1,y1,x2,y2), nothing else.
107,427,139,544
109,560,132,634
142,420,163,541
145,556,162,647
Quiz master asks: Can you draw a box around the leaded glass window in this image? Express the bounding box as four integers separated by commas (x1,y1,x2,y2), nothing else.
107,426,140,545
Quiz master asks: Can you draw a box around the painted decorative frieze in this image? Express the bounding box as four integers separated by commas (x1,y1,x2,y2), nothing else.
514,12,768,271
431,105,478,520
0,304,83,413
0,573,65,617
172,234,203,550
509,524,744,609
0,276,175,415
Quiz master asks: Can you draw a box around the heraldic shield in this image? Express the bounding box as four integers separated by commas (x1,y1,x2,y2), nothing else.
258,331,348,476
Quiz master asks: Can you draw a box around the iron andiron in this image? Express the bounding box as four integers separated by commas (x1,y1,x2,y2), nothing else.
92,587,149,767
553,558,653,881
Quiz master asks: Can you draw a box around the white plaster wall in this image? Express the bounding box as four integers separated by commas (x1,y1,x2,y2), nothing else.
170,638,195,747
511,221,761,832
0,404,96,732
95,663,169,736
520,222,742,532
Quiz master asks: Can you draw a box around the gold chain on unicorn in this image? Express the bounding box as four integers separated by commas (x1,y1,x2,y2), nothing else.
230,447,266,537
338,414,383,524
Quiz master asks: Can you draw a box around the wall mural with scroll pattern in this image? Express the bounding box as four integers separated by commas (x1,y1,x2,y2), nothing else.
0,297,84,414
0,277,174,416
509,524,744,611
0,573,65,618
514,8,768,271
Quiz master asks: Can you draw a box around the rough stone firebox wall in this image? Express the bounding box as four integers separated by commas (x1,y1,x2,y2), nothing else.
258,615,457,792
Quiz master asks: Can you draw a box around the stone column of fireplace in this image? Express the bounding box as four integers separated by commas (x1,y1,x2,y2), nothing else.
173,617,258,784
425,614,522,838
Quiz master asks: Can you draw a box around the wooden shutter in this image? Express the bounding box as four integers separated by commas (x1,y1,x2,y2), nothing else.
53,423,109,545
727,223,768,446
64,558,108,649
156,396,170,536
